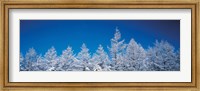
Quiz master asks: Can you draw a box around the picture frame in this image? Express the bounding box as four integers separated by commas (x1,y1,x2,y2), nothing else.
0,0,199,91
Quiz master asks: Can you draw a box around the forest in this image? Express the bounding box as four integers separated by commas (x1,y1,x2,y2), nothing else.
20,28,180,71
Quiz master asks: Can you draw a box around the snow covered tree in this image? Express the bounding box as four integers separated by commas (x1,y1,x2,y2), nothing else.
68,58,84,71
173,50,180,71
77,43,91,71
108,27,126,70
146,40,178,71
44,46,58,71
125,39,146,71
20,53,25,71
92,45,111,71
60,46,75,61
20,53,24,62
36,55,48,71
44,46,57,61
59,46,75,71
77,43,91,62
24,48,38,71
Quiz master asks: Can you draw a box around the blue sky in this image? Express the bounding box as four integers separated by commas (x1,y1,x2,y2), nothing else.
20,20,180,55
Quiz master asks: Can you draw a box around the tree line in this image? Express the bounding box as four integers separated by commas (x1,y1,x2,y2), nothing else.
20,28,180,71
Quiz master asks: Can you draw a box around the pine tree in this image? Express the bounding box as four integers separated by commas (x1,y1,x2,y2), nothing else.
25,48,38,71
59,46,75,71
36,55,48,71
44,46,57,61
146,40,177,71
92,45,111,71
77,43,91,71
20,53,25,71
174,50,180,71
108,27,126,70
126,39,146,71
44,46,58,71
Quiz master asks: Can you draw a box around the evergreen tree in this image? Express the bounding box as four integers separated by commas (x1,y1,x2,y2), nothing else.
36,55,48,71
44,46,57,61
92,45,111,71
108,27,126,70
77,43,91,71
146,40,177,71
126,39,146,71
174,50,180,71
44,46,58,71
20,53,25,71
25,48,38,71
59,46,75,71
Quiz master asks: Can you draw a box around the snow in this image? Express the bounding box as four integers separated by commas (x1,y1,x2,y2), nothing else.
20,27,180,71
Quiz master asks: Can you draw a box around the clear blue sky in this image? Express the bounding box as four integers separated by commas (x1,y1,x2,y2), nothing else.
20,20,180,55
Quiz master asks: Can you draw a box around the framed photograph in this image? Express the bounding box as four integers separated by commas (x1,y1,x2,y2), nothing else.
1,0,199,91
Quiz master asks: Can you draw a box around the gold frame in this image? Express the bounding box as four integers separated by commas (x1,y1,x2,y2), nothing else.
0,0,199,91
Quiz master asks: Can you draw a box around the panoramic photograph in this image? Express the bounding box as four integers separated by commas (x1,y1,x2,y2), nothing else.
20,20,180,71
